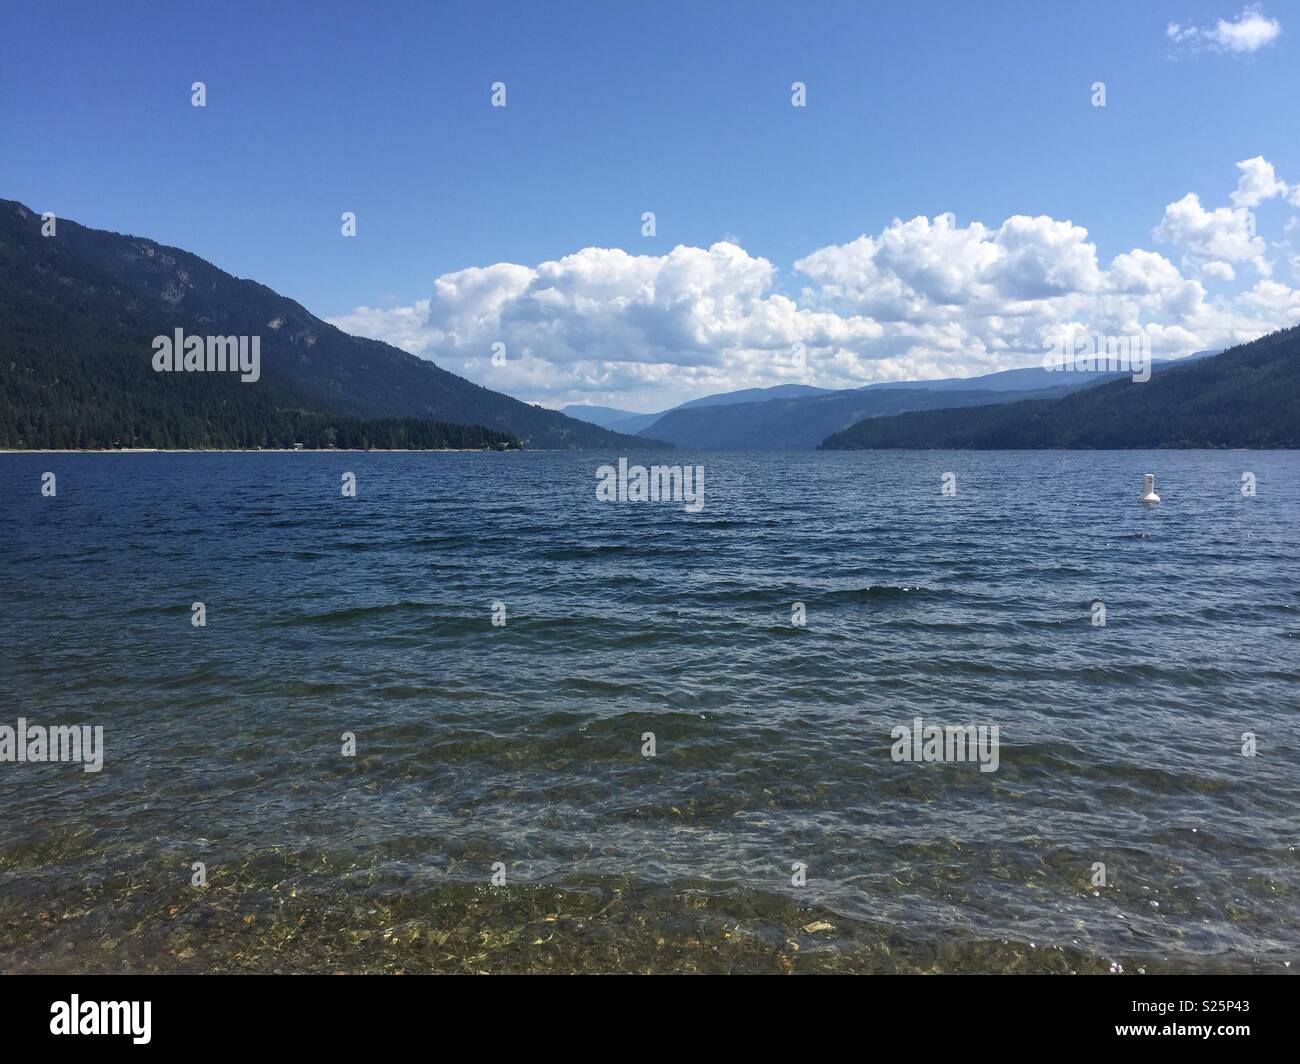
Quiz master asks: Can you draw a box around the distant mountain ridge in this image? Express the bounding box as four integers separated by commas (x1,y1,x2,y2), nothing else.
559,404,662,434
0,197,660,450
673,383,834,408
563,383,833,436
632,382,1094,450
592,353,1221,450
859,351,1217,394
819,328,1300,449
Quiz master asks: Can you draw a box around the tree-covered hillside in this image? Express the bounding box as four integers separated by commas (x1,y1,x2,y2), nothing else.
0,198,658,450
0,202,517,450
820,327,1300,450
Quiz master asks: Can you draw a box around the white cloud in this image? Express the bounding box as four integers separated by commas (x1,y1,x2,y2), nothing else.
1238,278,1300,317
327,157,1300,408
1168,5,1282,55
1153,192,1271,276
329,242,883,406
332,299,433,355
1231,156,1291,206
1200,260,1238,282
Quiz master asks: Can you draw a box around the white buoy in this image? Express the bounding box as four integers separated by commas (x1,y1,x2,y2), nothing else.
1140,473,1161,504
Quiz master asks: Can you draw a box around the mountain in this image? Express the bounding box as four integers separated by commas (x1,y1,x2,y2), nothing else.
560,404,663,434
0,203,520,450
561,403,644,428
628,356,1220,450
860,352,1217,394
634,381,1105,450
672,383,834,409
0,198,659,450
819,328,1300,449
564,384,835,437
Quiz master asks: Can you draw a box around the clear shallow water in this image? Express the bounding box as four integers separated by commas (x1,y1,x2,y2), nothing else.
0,449,1297,974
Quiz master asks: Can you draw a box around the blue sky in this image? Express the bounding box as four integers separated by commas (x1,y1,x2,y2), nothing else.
4,1,1299,409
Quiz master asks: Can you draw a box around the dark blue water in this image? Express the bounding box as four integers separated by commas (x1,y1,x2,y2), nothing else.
1,450,1297,973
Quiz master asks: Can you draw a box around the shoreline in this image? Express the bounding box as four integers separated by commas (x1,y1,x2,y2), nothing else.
1,877,1260,975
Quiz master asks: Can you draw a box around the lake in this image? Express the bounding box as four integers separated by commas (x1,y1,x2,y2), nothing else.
1,449,1296,973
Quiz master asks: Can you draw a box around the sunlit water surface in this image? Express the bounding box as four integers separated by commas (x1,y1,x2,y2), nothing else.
1,450,1297,973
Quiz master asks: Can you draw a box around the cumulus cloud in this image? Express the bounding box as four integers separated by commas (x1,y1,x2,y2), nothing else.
329,242,882,406
792,213,1103,316
1168,5,1282,55
1200,260,1238,282
328,157,1300,408
1153,192,1271,276
1231,156,1289,206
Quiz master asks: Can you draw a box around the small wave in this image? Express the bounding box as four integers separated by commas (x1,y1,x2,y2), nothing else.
275,601,432,627
816,585,940,605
